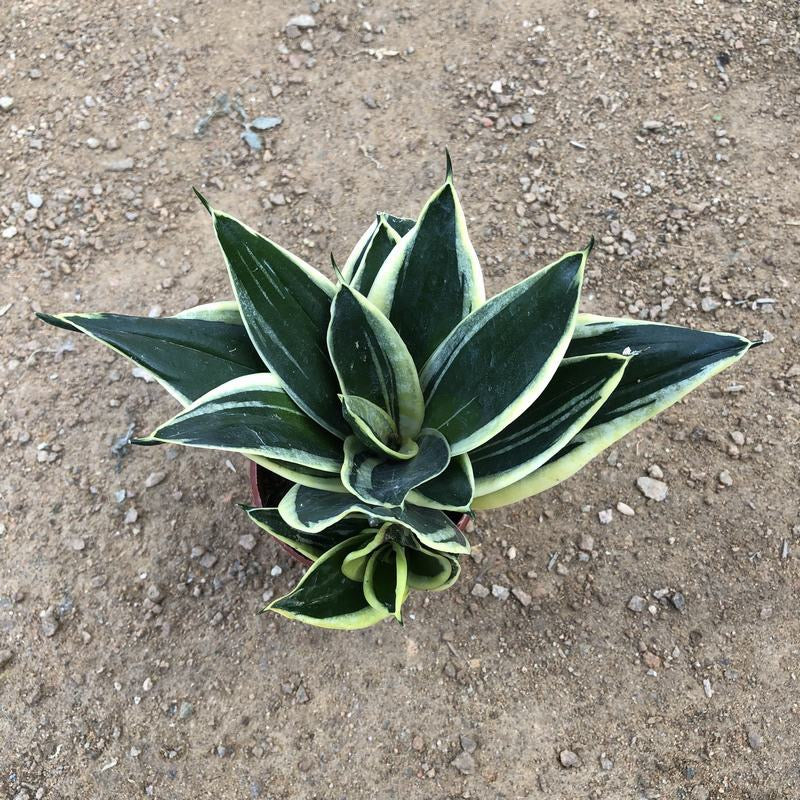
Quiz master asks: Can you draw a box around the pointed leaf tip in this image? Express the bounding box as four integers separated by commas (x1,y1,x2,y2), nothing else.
444,148,453,182
192,187,212,215
585,235,595,255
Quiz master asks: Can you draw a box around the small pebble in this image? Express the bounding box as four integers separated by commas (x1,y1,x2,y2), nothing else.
637,476,668,502
287,14,315,28
0,96,14,111
27,191,43,208
491,584,510,600
598,508,613,525
239,533,257,551
512,588,532,607
746,726,763,751
579,533,595,551
616,501,635,516
671,592,686,611
144,471,166,488
628,595,646,613
270,565,283,577
451,751,475,774
559,749,579,768
178,701,193,719
648,464,664,479
471,583,489,598
718,470,733,487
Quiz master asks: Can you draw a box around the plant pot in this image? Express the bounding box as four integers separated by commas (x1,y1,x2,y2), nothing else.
249,461,471,566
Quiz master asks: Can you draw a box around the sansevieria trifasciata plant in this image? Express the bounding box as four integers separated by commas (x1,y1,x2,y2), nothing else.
38,153,756,630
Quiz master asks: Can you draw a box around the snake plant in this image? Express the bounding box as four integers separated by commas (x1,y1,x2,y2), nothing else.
38,154,755,630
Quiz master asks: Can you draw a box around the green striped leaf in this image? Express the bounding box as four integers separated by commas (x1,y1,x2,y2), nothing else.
420,246,587,456
405,547,455,591
244,506,368,562
328,283,424,441
279,485,470,554
340,395,419,460
247,455,347,492
341,527,386,581
408,454,474,511
351,214,415,296
341,214,415,283
201,194,347,437
36,306,264,406
267,533,389,630
341,429,451,507
368,155,485,368
136,373,343,472
471,353,629,497
474,315,752,509
364,543,408,622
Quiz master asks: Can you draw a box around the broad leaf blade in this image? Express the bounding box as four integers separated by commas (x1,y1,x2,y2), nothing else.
341,528,386,581
351,213,414,296
367,159,485,368
471,353,629,496
408,453,474,511
341,429,451,507
137,373,343,472
420,246,587,455
204,198,347,437
248,455,347,492
405,547,455,591
363,544,408,622
267,533,389,630
36,308,264,406
474,315,752,509
245,506,368,562
279,485,470,554
328,283,424,440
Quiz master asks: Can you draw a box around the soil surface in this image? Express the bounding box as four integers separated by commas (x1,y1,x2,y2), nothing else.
1,1,799,798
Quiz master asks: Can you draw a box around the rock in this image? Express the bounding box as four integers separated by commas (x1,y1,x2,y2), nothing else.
471,583,489,598
86,137,101,149
746,725,763,751
701,296,720,312
144,471,166,488
628,595,646,613
598,508,613,525
641,119,664,131
39,607,59,637
146,584,164,603
270,565,283,577
105,158,135,172
178,701,194,719
512,588,532,607
587,8,600,19
718,470,733,487
460,734,477,753
579,533,595,551
730,430,745,446
199,552,218,569
491,584,509,600
599,753,613,770
451,751,475,774
124,508,139,524
295,684,309,704
0,96,14,111
642,651,661,670
621,228,637,244
287,14,315,28
637,476,668,501
490,79,503,94
251,116,282,130
671,592,686,611
617,501,635,516
648,463,664,479
703,678,713,698
239,533,257,551
559,749,579,768
362,94,377,109
2,226,17,239
27,191,43,208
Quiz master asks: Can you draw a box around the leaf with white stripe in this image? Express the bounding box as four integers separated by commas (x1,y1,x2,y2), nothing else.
244,506,369,561
408,454,474,511
471,353,629,497
341,429,451,507
36,304,263,406
341,214,415,283
247,455,347,492
420,245,588,456
351,213,415,296
136,373,343,472
474,315,753,509
368,154,485,368
328,283,424,441
405,547,455,590
363,543,408,622
279,485,470,554
340,394,419,460
266,532,389,630
200,193,347,437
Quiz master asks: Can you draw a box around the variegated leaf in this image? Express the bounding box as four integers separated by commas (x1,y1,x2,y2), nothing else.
341,527,386,580
328,283,424,441
471,353,629,497
340,394,419,460
341,429,451,507
420,245,588,456
247,455,347,492
244,506,368,562
408,453,474,511
368,154,485,368
199,192,347,437
405,547,456,591
351,213,415,296
363,543,408,622
473,315,752,509
278,485,470,554
341,214,415,283
136,373,343,472
36,304,263,406
267,533,390,630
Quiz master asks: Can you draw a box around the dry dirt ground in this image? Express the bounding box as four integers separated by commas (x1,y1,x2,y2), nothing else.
1,1,799,798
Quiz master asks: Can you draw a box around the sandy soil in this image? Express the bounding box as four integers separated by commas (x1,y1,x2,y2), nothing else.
1,1,799,798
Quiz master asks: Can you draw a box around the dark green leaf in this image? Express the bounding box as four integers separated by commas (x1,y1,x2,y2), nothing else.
409,454,474,511
363,543,407,621
420,246,588,455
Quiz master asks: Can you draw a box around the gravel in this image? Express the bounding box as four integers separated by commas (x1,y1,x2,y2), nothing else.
628,595,647,613
559,749,579,768
637,476,668,501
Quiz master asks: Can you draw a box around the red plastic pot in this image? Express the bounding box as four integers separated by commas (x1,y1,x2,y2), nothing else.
249,461,471,566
